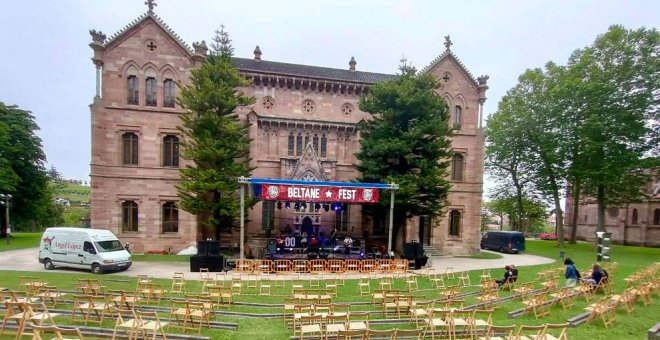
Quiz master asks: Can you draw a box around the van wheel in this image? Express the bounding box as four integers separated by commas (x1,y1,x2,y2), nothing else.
91,264,102,274
43,259,54,270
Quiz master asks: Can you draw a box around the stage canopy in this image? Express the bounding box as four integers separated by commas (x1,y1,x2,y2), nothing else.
237,176,398,259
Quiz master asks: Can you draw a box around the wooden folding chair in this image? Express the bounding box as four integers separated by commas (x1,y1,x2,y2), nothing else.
585,296,617,328
394,327,425,340
28,301,61,328
409,300,433,327
140,283,167,303
259,274,272,296
0,301,32,338
430,272,446,289
112,308,140,340
71,294,111,325
309,273,321,288
337,328,367,340
136,310,169,340
543,323,568,340
324,313,348,339
515,324,546,340
426,308,450,340
479,270,492,284
522,292,549,319
171,272,186,294
611,289,637,315
367,328,395,340
347,311,369,331
575,280,595,302
358,277,371,295
445,267,456,279
299,314,323,340
405,276,419,291
439,285,460,300
457,272,471,287
167,300,190,332
34,286,65,308
185,301,210,334
550,287,576,310
479,324,516,340
32,325,84,340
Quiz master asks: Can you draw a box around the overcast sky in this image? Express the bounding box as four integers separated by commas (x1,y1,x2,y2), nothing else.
0,0,658,194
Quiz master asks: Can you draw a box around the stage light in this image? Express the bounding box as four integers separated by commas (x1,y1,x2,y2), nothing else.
276,202,282,209
285,202,290,209
332,203,341,212
294,202,299,210
315,203,321,211
323,204,330,212
301,202,307,210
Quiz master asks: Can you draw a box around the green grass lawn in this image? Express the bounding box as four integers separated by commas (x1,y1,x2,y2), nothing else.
0,232,40,252
0,240,657,339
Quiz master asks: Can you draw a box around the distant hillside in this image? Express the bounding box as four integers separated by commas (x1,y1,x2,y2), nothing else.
53,182,90,227
55,182,90,205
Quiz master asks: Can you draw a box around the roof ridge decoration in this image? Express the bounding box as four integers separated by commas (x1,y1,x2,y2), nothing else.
102,11,192,55
420,35,478,86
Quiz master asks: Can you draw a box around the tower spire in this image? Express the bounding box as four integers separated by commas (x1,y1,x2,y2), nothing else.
145,0,157,14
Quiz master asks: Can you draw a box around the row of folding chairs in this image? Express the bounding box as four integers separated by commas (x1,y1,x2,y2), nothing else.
0,300,62,339
236,259,410,273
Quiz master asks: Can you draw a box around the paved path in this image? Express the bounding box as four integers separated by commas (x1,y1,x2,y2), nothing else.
0,248,555,280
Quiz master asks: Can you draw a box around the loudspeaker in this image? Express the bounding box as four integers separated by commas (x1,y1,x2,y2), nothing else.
190,254,224,272
404,242,421,259
197,241,208,256
207,241,220,255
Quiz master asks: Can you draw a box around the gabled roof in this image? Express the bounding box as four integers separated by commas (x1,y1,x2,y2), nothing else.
232,57,396,84
420,49,478,87
289,141,328,182
103,12,192,56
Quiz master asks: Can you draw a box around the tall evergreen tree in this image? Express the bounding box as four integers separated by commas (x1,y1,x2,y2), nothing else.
356,63,453,250
177,26,256,240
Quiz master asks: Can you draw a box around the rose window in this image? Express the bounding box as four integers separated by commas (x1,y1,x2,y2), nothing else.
341,103,354,116
302,100,315,114
262,96,275,110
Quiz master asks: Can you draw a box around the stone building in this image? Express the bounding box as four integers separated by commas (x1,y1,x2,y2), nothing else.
564,170,660,247
88,4,489,255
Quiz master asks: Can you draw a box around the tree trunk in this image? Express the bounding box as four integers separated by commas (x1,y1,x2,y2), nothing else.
596,184,606,233
552,188,564,248
570,180,580,244
0,207,6,238
511,172,526,232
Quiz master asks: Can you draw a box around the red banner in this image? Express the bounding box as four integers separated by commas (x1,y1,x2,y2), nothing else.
261,184,379,203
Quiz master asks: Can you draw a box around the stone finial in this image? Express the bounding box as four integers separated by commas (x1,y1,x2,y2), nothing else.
145,0,157,14
254,45,262,62
192,40,208,56
349,56,356,72
444,35,453,50
89,29,106,44
477,75,489,86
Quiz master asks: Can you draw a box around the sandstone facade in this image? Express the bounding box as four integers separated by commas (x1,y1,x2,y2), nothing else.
89,9,488,255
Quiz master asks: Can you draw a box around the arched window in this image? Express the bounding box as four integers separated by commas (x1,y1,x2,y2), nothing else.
453,105,462,130
162,202,178,233
163,79,175,107
288,133,294,156
163,135,179,167
313,134,319,155
127,75,139,105
631,208,638,225
145,77,157,106
296,133,302,156
122,132,138,165
321,134,327,157
451,154,464,181
653,208,660,225
122,201,138,232
449,210,461,237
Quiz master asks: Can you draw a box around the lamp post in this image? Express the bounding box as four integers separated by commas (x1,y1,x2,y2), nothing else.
0,194,11,245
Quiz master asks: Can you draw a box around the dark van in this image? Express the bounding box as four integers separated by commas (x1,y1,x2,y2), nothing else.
480,231,525,254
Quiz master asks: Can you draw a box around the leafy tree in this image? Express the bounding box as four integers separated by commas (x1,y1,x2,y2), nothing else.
0,102,55,235
356,62,453,250
177,26,256,240
563,26,659,233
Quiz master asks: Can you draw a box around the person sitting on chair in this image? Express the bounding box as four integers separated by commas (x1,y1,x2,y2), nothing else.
495,265,513,286
582,263,604,289
343,236,353,255
510,264,519,280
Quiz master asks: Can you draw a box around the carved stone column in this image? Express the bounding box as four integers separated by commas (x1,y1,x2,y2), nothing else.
93,59,104,99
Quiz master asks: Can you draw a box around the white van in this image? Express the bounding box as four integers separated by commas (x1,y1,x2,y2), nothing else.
38,227,132,274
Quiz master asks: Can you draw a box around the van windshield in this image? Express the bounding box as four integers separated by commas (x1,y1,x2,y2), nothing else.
94,240,125,253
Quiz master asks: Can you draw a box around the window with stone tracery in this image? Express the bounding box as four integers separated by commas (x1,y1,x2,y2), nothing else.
320,135,327,157
302,99,315,114
341,103,353,116
453,105,462,130
296,133,302,156
288,133,294,156
262,96,275,110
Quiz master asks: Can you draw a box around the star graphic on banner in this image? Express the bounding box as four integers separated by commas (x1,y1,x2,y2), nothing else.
325,190,333,198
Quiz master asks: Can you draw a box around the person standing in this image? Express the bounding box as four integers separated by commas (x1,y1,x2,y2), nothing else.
564,258,580,287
